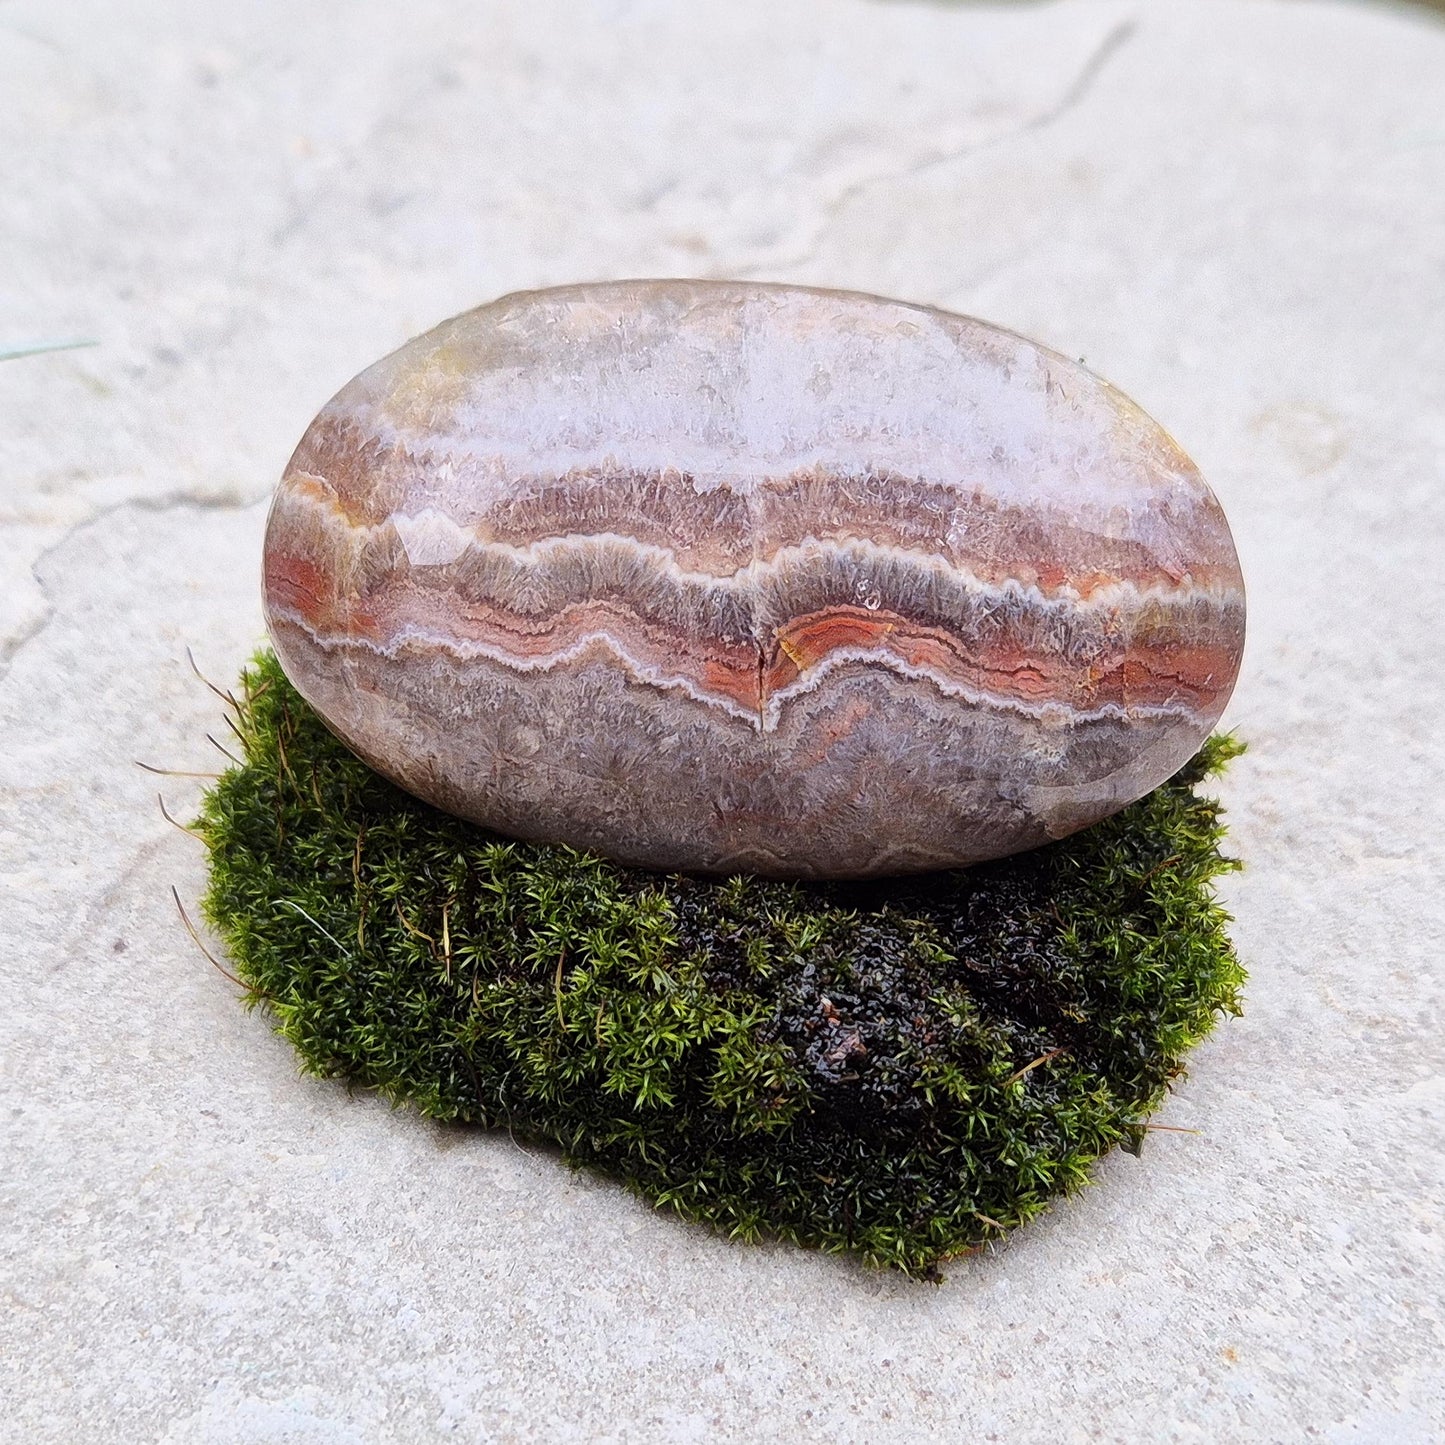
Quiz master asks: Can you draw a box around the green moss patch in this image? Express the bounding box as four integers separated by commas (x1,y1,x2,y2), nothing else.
197,651,1245,1278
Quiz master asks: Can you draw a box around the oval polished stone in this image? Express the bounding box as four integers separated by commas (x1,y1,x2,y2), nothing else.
263,280,1245,878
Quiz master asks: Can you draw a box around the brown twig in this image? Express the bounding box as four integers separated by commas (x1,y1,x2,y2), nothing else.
205,733,244,767
222,711,250,752
135,760,222,779
394,901,436,946
186,645,241,713
1136,854,1183,890
171,885,256,993
1007,1047,1066,1085
352,830,366,950
158,794,206,842
273,723,297,791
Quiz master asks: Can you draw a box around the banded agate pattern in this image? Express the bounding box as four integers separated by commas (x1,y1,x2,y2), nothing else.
263,281,1245,878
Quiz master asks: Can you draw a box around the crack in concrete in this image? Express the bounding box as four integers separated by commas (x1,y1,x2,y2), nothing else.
737,15,1138,280
1018,15,1137,137
0,490,265,691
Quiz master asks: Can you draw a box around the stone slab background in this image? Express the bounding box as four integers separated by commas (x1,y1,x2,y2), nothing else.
2,0,1442,1439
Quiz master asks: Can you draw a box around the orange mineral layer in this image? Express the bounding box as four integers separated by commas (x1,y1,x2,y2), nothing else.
264,280,1245,877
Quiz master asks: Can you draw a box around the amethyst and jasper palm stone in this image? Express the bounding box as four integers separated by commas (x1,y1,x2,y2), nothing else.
262,280,1245,878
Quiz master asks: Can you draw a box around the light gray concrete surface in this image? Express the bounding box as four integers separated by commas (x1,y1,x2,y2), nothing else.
2,1,1442,1440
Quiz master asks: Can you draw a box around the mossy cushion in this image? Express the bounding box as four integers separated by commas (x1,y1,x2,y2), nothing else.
197,651,1244,1278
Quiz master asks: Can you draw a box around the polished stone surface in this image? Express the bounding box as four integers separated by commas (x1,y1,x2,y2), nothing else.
264,281,1245,876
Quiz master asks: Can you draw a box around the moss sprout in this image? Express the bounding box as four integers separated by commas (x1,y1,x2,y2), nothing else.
197,651,1245,1278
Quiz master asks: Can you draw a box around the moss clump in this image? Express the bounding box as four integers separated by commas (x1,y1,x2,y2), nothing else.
197,650,1245,1278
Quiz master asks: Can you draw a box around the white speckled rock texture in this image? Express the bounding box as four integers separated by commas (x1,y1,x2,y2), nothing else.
1,0,1442,1440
